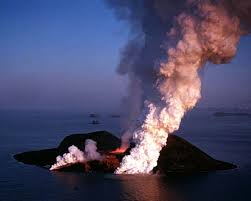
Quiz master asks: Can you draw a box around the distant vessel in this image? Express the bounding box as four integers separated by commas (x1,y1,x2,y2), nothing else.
91,120,100,125
89,113,99,118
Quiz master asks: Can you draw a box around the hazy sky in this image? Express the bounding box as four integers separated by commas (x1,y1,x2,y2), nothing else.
0,0,250,112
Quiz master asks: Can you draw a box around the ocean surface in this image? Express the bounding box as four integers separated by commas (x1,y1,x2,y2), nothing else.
0,108,251,201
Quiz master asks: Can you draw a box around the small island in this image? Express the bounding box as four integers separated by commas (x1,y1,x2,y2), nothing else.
214,112,251,117
14,131,236,174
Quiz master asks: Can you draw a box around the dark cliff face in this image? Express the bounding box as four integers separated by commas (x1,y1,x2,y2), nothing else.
14,131,236,174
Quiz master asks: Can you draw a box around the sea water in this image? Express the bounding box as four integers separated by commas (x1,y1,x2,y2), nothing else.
0,108,250,201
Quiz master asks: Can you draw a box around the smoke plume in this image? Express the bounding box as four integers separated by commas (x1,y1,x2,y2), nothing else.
106,0,251,174
50,139,102,170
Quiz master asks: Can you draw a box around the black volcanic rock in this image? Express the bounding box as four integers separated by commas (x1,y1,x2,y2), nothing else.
58,130,121,154
153,135,236,174
14,131,121,167
14,148,59,167
14,130,236,173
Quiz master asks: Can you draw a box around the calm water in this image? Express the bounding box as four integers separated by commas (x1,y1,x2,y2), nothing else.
0,109,250,201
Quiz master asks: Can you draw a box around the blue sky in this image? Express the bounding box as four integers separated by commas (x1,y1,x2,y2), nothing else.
0,0,128,111
202,36,251,109
0,0,250,111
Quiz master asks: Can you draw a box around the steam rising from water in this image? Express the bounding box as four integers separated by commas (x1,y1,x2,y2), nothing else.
106,0,251,174
50,139,102,170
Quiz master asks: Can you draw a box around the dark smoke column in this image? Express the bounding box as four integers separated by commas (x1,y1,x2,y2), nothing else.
105,0,251,174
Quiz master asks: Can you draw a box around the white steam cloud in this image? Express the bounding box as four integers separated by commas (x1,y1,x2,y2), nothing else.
106,0,251,174
50,139,102,171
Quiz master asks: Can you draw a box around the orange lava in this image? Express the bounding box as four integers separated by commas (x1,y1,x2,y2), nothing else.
110,147,127,154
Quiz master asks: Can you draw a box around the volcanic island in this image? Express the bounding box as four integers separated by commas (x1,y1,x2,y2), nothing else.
14,131,236,174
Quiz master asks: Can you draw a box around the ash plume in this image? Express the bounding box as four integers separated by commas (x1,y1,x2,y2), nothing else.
106,0,251,174
107,0,189,146
50,139,102,170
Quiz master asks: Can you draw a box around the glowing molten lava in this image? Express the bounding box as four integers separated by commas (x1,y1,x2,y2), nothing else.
110,147,127,154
